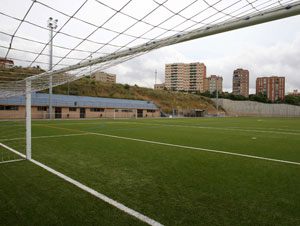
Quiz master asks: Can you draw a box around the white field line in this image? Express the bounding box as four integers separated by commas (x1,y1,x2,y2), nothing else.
228,126,300,132
1,143,163,226
38,120,300,135
176,125,300,136
1,121,298,143
0,133,89,142
89,132,300,166
0,142,26,158
0,158,25,164
104,121,300,134
118,121,300,136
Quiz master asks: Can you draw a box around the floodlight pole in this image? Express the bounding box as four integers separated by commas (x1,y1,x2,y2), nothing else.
48,17,58,119
90,54,92,77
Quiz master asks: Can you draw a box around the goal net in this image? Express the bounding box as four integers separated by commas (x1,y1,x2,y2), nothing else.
0,0,300,162
0,114,26,164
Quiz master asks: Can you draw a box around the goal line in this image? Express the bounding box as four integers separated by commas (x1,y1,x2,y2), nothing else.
0,142,26,164
0,142,163,226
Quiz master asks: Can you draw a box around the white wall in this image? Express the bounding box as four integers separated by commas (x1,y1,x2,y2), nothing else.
214,99,300,117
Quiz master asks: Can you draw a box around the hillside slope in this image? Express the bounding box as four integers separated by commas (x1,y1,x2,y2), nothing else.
0,66,44,81
0,67,222,115
47,78,222,115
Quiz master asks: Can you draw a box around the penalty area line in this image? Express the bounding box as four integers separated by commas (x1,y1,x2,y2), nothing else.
38,124,300,167
0,143,163,226
90,133,300,167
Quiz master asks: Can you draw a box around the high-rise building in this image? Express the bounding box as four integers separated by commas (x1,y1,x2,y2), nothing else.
204,75,223,93
232,68,249,97
256,76,285,102
165,62,206,92
92,72,116,83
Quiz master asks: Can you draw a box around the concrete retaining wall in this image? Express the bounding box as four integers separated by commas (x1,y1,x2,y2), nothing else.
213,98,300,117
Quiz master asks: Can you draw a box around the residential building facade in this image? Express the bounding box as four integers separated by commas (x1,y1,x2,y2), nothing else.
204,75,223,93
165,62,206,92
92,72,116,83
256,76,285,102
232,68,249,97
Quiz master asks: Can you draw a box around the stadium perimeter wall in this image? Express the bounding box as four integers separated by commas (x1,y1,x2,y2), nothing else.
213,98,300,117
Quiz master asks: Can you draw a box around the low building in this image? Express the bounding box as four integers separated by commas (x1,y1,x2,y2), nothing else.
91,72,116,83
0,57,14,68
204,75,223,93
256,76,285,102
154,83,165,90
288,90,300,96
0,93,160,119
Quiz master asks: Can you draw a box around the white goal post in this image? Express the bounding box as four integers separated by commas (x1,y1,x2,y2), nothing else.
26,80,31,160
1,1,300,163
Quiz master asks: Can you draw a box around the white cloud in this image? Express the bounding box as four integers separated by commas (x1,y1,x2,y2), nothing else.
206,32,300,93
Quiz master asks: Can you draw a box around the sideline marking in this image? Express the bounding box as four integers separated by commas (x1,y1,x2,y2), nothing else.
122,121,300,136
32,120,300,135
40,124,300,166
0,142,163,226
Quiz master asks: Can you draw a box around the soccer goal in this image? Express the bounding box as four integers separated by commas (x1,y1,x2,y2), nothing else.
0,81,31,164
0,0,299,164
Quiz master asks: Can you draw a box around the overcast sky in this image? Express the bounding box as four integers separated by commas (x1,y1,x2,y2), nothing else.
107,15,300,94
1,0,300,94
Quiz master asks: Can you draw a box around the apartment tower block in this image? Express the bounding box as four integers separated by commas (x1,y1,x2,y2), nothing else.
165,62,206,92
256,76,285,102
232,68,249,97
204,75,223,93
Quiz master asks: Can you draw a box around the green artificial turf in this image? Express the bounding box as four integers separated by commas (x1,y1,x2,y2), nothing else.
1,117,300,225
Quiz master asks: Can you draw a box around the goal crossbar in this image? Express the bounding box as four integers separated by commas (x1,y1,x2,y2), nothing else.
1,2,300,98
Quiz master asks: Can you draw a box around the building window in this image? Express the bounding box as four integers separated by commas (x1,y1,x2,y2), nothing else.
0,105,19,111
69,107,77,112
147,110,155,113
121,109,133,113
37,106,47,111
90,108,104,112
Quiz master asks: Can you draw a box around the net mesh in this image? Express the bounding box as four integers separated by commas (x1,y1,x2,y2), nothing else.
0,116,25,163
0,0,300,97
